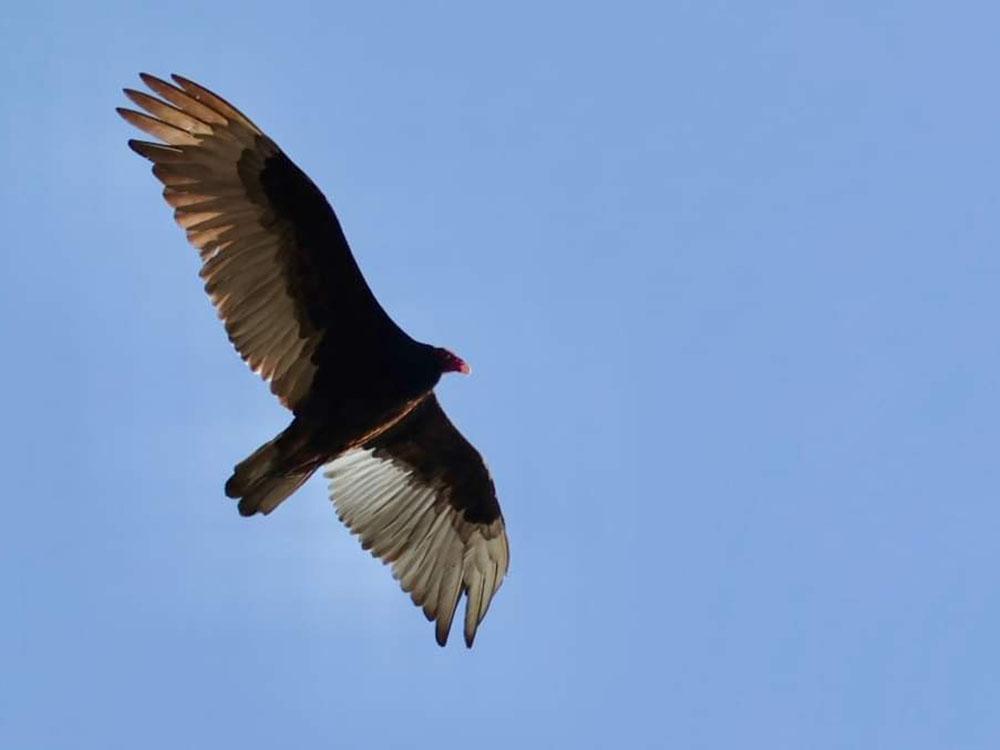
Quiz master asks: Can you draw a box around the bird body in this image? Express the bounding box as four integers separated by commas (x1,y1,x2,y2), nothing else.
119,74,507,647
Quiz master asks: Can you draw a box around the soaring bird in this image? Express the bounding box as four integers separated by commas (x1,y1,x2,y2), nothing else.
118,74,508,647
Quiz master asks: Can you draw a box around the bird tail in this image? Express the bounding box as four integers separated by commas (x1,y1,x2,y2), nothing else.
224,423,321,516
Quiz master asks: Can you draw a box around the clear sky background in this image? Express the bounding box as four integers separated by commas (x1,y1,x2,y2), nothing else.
2,2,999,748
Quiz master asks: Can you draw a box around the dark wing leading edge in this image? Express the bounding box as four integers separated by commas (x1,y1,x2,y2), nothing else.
118,74,411,411
324,395,509,647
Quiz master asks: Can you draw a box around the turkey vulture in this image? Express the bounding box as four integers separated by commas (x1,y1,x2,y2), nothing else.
118,74,508,647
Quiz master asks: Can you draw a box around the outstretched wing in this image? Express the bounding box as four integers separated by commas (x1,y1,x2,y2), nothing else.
325,395,509,647
118,74,412,411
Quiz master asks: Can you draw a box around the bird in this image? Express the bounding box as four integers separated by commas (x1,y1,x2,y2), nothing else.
117,74,508,647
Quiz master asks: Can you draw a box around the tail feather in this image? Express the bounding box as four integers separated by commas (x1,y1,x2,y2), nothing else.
236,473,311,516
225,429,318,516
225,438,280,499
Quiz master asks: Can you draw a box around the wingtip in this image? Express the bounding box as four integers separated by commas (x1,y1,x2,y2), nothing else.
116,107,144,129
139,72,168,89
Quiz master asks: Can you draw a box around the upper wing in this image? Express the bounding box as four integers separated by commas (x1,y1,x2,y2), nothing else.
118,74,411,411
324,395,509,647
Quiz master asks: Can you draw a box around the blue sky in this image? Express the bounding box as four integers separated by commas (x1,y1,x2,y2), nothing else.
3,1,1000,747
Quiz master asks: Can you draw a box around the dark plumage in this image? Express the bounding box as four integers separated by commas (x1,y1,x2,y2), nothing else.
118,74,508,647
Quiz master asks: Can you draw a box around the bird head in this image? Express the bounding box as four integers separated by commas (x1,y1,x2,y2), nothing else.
436,348,471,375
